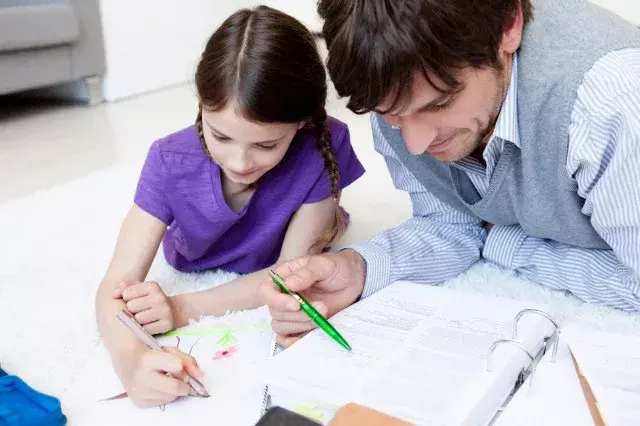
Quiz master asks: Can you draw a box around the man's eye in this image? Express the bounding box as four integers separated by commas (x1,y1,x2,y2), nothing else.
429,99,453,112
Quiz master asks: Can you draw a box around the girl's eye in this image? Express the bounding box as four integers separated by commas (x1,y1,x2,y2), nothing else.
212,133,231,142
256,144,277,151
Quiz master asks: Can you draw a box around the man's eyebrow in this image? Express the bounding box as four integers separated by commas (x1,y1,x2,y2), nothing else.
413,93,452,114
376,93,452,116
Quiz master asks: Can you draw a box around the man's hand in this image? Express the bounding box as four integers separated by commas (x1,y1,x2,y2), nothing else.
113,280,175,335
258,249,366,347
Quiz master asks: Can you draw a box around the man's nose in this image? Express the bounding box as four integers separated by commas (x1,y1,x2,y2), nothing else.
402,122,438,155
385,115,438,155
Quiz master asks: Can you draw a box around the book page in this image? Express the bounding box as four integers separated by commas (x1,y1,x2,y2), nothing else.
492,337,593,425
264,282,554,425
68,308,275,426
563,323,640,426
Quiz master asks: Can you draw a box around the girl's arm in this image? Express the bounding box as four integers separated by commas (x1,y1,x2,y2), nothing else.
170,196,337,325
95,204,166,373
96,204,204,407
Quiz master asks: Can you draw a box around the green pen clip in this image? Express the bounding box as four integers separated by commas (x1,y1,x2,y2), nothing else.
268,270,352,351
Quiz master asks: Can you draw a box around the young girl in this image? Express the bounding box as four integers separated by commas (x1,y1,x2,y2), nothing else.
95,6,364,408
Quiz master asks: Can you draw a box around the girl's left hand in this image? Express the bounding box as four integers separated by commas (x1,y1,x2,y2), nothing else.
113,280,175,335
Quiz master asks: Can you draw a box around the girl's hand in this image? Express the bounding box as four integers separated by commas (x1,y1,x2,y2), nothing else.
120,346,204,408
113,280,175,335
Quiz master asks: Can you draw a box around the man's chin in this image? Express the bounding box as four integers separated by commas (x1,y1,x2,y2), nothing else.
428,150,465,163
431,140,481,163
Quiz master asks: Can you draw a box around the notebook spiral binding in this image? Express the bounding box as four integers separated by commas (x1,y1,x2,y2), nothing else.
260,336,280,416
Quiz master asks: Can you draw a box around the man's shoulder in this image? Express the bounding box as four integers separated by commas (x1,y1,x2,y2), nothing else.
576,48,640,116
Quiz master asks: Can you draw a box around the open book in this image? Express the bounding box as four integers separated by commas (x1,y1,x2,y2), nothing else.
263,281,561,425
67,307,276,426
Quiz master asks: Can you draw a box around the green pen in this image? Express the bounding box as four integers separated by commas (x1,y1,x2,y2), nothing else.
268,270,352,351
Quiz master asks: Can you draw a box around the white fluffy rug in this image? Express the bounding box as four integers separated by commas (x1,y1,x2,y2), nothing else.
1,162,639,423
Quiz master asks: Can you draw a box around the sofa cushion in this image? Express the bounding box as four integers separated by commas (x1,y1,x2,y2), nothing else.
0,1,79,52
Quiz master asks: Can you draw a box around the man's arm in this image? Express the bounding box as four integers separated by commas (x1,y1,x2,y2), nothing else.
483,225,640,311
350,114,486,298
484,48,640,312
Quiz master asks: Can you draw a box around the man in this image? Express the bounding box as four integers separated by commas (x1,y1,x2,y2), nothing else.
260,0,640,347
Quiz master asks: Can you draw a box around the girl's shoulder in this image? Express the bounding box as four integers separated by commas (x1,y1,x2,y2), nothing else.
151,125,205,156
281,115,363,181
142,125,210,182
294,115,352,153
326,116,351,149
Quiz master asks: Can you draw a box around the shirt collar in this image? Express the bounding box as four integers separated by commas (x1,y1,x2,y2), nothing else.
491,52,521,149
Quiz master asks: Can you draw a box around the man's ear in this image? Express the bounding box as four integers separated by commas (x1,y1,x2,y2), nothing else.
501,4,524,54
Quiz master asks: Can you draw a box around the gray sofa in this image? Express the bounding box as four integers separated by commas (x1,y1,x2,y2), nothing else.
0,0,106,103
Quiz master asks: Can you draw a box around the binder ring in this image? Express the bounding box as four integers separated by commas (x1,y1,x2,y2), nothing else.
513,309,560,362
486,339,534,372
512,309,559,340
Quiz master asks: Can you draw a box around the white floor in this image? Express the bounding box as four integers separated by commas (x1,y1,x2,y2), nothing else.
0,83,411,246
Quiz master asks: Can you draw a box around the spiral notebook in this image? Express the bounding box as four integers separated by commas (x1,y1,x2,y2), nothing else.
263,281,564,425
68,307,277,426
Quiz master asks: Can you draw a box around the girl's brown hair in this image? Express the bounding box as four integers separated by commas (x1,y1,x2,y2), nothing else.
194,5,344,251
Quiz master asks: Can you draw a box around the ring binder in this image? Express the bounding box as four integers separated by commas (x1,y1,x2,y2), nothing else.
486,339,535,372
513,309,560,362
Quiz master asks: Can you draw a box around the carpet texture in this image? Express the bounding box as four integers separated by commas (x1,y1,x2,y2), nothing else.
1,162,639,423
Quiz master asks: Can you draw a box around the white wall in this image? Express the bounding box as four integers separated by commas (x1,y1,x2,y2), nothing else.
588,0,640,25
259,0,322,32
99,0,253,101
99,1,637,102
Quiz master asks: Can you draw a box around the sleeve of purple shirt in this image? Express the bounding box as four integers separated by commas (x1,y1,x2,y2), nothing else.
134,141,174,225
304,125,366,204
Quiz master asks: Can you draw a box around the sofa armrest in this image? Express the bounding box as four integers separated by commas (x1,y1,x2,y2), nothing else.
66,0,106,79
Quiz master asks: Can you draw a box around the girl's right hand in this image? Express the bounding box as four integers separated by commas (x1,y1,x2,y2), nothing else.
121,346,205,408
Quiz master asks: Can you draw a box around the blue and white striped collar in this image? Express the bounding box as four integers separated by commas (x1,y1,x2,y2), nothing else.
492,52,521,149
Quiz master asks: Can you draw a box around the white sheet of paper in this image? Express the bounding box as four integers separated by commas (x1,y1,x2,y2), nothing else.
563,323,640,426
264,282,554,425
68,308,276,426
492,337,593,425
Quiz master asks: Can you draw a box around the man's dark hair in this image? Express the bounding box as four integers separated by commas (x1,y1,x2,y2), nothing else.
318,0,533,114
